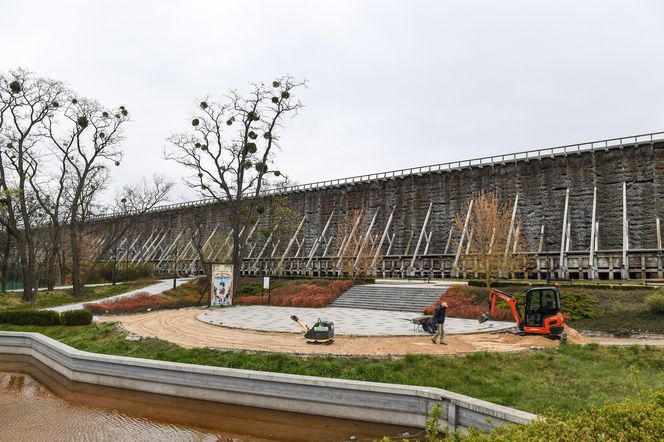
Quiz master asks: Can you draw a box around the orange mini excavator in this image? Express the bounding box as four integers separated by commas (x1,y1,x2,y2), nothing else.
479,287,566,339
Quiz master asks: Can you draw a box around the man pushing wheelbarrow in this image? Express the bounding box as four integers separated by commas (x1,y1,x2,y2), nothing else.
430,300,448,345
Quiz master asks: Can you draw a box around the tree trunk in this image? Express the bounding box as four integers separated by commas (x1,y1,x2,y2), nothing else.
46,247,56,291
70,223,82,297
1,233,9,293
231,216,241,298
19,243,34,303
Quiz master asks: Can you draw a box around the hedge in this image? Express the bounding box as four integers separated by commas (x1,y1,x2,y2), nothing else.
0,310,61,326
0,309,92,326
60,309,93,325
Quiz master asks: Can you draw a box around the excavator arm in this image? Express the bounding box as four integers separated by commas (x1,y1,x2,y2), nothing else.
479,288,522,327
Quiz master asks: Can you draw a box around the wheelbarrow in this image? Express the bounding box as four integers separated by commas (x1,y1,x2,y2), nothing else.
402,315,434,333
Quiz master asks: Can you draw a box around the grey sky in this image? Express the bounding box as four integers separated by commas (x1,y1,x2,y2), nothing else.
2,1,663,202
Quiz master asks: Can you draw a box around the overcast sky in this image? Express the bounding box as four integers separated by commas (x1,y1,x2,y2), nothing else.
2,1,663,202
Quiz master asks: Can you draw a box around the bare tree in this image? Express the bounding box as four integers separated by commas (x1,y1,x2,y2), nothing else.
47,97,128,296
0,69,66,302
453,191,525,288
166,76,306,296
88,174,174,269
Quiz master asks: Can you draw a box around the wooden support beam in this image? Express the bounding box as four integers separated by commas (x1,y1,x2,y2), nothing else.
558,188,570,279
355,207,380,270
622,181,629,279
278,215,307,271
588,187,597,279
453,199,473,276
505,194,519,256
371,207,395,269
306,210,335,268
410,203,433,270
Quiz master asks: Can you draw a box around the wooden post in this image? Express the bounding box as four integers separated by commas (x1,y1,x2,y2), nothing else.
371,207,395,269
622,181,629,279
505,194,519,256
558,189,570,279
453,199,473,276
410,203,433,270
588,187,597,280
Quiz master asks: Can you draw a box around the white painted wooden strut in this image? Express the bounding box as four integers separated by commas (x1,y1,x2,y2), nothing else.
453,199,473,275
336,211,362,269
156,230,184,267
410,203,433,269
444,225,454,254
278,215,307,271
253,225,277,268
464,228,474,255
140,229,167,262
489,227,497,254
565,222,571,252
270,239,281,258
119,233,142,263
505,194,519,256
622,181,629,279
537,225,544,253
512,225,520,254
354,208,380,269
208,228,235,261
137,229,165,262
588,186,597,279
423,231,433,255
558,189,570,279
132,229,157,263
385,233,395,256
657,218,662,251
147,229,174,263
370,207,395,269
306,210,335,268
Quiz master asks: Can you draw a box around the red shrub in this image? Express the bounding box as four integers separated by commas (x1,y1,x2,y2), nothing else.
423,285,515,321
85,292,168,315
235,280,353,308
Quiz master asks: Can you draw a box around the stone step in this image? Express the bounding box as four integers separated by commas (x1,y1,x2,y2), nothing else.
330,284,447,312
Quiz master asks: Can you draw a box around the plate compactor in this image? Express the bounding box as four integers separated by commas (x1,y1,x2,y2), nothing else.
290,315,334,344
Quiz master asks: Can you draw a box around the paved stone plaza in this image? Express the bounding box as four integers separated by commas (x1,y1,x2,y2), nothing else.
197,306,514,336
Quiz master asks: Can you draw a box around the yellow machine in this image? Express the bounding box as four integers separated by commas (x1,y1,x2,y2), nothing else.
290,315,335,344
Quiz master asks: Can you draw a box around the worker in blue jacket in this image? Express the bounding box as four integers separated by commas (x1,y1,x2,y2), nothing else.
431,301,448,345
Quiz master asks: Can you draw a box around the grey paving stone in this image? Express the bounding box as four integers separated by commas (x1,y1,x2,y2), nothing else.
197,306,514,336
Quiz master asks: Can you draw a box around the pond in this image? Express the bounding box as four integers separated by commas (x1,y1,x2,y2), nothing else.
0,357,418,441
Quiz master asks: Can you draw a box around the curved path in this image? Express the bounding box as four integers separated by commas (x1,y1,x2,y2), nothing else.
99,308,563,356
47,278,190,313
196,305,514,336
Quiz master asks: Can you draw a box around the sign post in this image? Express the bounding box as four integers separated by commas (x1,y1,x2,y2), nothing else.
263,276,270,304
210,263,234,307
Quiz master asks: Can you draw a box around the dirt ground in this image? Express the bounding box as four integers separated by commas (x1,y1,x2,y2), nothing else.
99,308,591,356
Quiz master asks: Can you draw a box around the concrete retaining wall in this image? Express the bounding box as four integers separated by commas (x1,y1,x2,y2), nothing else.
0,331,536,432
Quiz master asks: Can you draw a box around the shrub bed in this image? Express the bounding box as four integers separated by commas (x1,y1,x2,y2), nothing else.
450,393,664,442
60,309,93,325
645,294,664,314
84,292,170,315
0,309,62,326
423,285,514,321
235,280,354,307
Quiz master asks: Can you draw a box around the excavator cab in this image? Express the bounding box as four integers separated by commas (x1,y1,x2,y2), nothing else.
523,287,565,336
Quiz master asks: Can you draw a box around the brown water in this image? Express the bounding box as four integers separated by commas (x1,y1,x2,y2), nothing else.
0,357,419,442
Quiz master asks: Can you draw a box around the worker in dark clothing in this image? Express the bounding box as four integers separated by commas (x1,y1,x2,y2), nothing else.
431,301,448,344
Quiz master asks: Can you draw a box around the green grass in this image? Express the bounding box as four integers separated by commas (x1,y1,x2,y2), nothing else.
0,279,155,310
1,322,662,416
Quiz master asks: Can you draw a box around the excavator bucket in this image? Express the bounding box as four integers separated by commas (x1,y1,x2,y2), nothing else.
478,312,491,324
